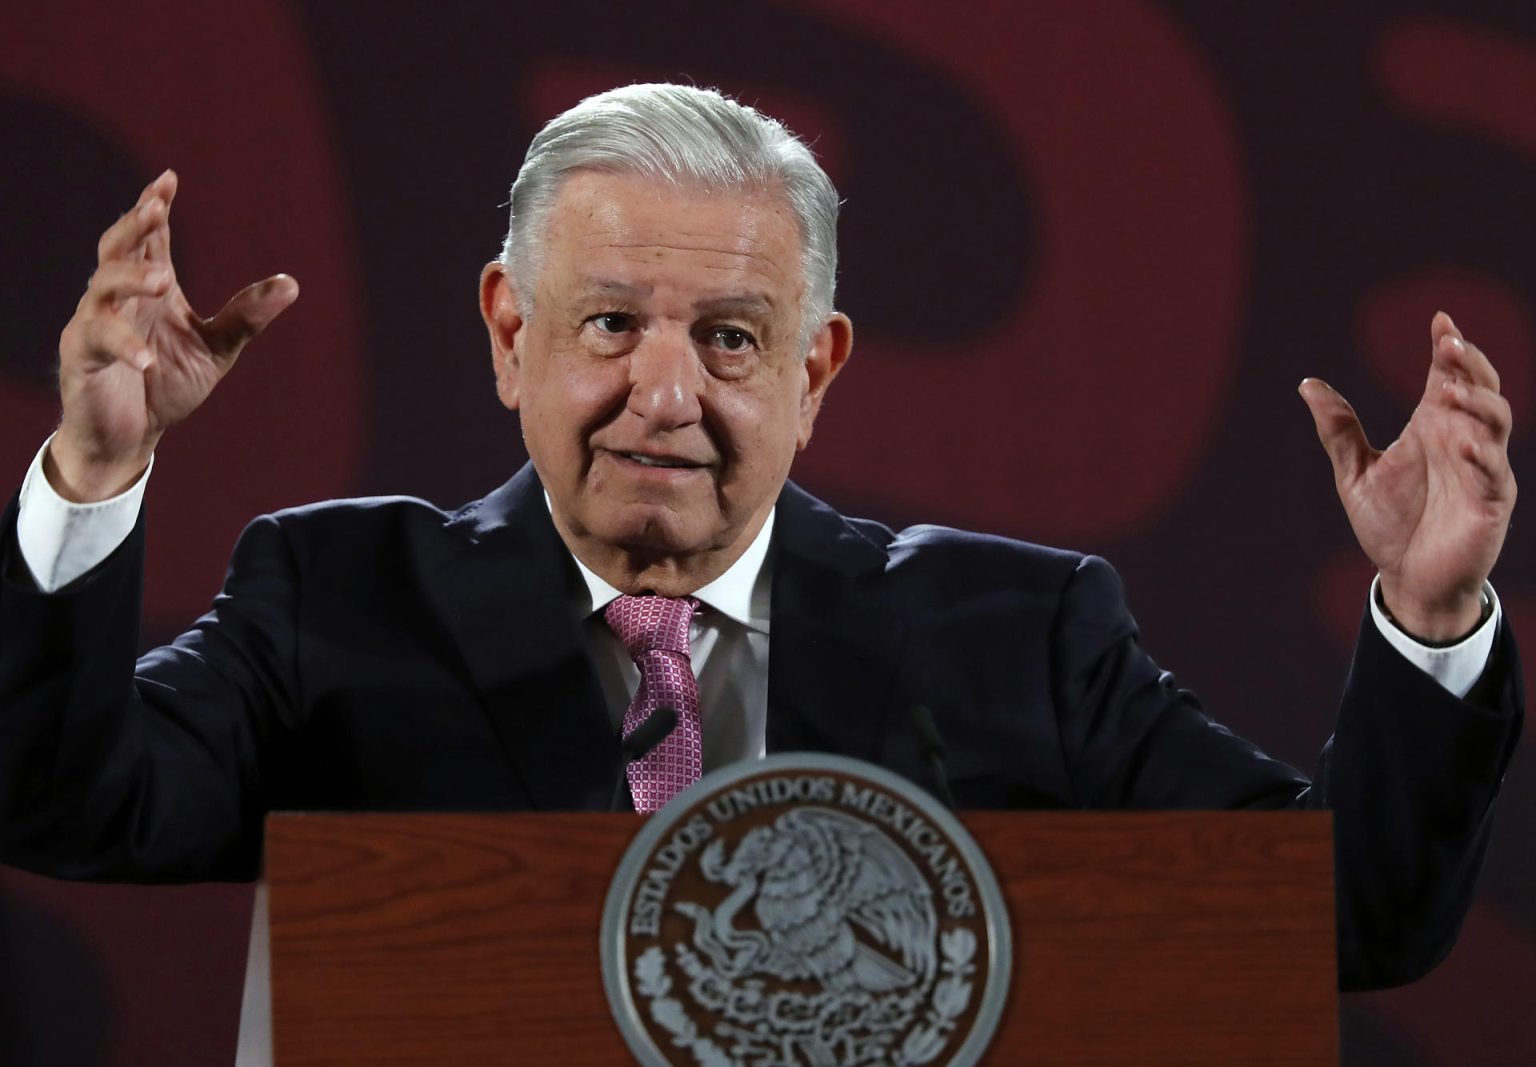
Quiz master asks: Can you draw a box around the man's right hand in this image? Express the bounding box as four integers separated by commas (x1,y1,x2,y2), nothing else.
48,170,299,502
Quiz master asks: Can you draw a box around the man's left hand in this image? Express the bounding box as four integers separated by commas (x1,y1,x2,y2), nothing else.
1301,312,1516,642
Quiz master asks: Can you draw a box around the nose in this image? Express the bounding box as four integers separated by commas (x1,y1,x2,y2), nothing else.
627,328,703,430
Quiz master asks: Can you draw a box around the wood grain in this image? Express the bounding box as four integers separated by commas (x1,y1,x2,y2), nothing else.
268,811,1337,1065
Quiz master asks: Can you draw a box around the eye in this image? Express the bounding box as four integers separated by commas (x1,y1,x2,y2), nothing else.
589,312,635,334
707,326,757,353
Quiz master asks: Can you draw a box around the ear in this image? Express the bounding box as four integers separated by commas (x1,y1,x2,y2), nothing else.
797,312,854,450
479,261,526,411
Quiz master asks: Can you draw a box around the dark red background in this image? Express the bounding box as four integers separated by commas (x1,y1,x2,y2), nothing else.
2,1,1532,1062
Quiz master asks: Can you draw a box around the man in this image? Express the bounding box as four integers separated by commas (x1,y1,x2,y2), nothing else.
0,85,1520,991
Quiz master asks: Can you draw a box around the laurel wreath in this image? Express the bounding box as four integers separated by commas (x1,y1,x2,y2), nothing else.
634,946,737,1067
632,927,978,1067
892,928,977,1066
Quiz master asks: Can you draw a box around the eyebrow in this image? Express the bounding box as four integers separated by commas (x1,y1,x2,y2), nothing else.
695,294,776,318
574,278,652,301
572,278,777,318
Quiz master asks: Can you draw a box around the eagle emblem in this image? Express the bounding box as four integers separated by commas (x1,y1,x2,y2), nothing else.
602,755,1009,1067
676,808,938,995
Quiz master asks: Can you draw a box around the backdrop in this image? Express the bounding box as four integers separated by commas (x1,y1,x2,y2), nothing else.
2,1,1532,1062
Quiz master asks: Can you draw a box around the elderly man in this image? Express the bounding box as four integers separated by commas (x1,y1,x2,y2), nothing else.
0,85,1520,991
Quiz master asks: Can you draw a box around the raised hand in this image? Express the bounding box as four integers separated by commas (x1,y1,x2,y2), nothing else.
1300,313,1516,642
48,170,298,502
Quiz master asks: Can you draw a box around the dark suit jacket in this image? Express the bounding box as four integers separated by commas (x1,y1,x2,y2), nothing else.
0,463,1523,988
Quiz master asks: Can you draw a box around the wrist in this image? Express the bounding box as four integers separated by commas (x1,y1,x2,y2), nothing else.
1377,580,1488,645
45,432,156,503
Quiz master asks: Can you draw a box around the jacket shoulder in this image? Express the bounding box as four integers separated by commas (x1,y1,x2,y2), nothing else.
887,521,1085,573
778,481,1091,586
262,494,458,529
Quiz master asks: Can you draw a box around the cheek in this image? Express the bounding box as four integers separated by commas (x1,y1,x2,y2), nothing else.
525,354,627,436
715,380,804,471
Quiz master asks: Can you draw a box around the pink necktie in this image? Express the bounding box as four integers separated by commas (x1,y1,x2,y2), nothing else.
604,595,703,813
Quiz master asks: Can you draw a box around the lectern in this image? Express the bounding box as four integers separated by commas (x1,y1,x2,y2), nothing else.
266,810,1337,1064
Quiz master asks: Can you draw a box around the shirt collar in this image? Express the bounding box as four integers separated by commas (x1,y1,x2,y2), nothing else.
546,493,774,633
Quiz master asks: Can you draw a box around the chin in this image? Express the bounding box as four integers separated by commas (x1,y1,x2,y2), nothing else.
597,505,715,558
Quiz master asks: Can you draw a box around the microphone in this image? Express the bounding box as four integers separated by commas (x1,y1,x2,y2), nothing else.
909,705,957,811
611,706,679,811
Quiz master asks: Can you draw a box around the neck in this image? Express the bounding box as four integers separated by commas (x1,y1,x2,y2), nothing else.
554,511,772,598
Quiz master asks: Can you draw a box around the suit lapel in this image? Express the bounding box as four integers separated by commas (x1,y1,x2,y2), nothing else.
421,465,617,810
420,471,907,803
766,484,908,762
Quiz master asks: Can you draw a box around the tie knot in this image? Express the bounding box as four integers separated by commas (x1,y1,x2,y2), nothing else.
604,595,699,658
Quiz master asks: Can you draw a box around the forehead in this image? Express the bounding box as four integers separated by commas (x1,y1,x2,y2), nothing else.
537,171,805,306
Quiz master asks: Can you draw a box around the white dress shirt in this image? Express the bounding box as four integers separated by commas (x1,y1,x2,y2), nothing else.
558,494,774,769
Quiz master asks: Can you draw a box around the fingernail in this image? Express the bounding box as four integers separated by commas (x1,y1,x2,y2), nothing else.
133,350,154,371
146,269,169,287
1449,336,1465,352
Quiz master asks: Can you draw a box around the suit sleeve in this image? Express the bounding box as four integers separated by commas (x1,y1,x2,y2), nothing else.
1051,554,1523,990
1324,603,1521,988
0,495,299,882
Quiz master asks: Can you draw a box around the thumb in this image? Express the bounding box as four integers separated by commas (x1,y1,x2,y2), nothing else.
1298,377,1373,485
204,274,300,362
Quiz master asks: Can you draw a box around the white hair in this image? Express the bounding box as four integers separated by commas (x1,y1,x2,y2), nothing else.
499,83,840,356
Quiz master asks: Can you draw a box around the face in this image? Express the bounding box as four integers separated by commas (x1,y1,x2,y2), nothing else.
480,171,852,592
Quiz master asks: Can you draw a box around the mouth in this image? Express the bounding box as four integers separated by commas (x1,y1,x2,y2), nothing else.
618,452,697,468
605,449,711,472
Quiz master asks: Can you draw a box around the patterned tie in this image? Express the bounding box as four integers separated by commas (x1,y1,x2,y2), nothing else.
604,595,703,813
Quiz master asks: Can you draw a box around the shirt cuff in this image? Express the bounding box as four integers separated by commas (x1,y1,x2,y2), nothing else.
16,434,152,593
1368,574,1499,699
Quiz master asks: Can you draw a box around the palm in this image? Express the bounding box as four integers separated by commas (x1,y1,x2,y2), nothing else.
72,284,219,456
131,283,229,431
1344,402,1503,603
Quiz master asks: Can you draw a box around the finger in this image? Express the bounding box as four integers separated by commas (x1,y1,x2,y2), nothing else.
96,171,178,267
1458,438,1516,500
1430,309,1461,345
97,195,168,266
1299,378,1375,483
77,314,153,372
85,260,174,308
130,168,176,211
1434,331,1501,392
1441,379,1513,444
202,274,300,362
142,170,178,266
1430,313,1501,393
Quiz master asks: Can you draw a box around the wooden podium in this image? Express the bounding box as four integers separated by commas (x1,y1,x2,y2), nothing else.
266,811,1338,1065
